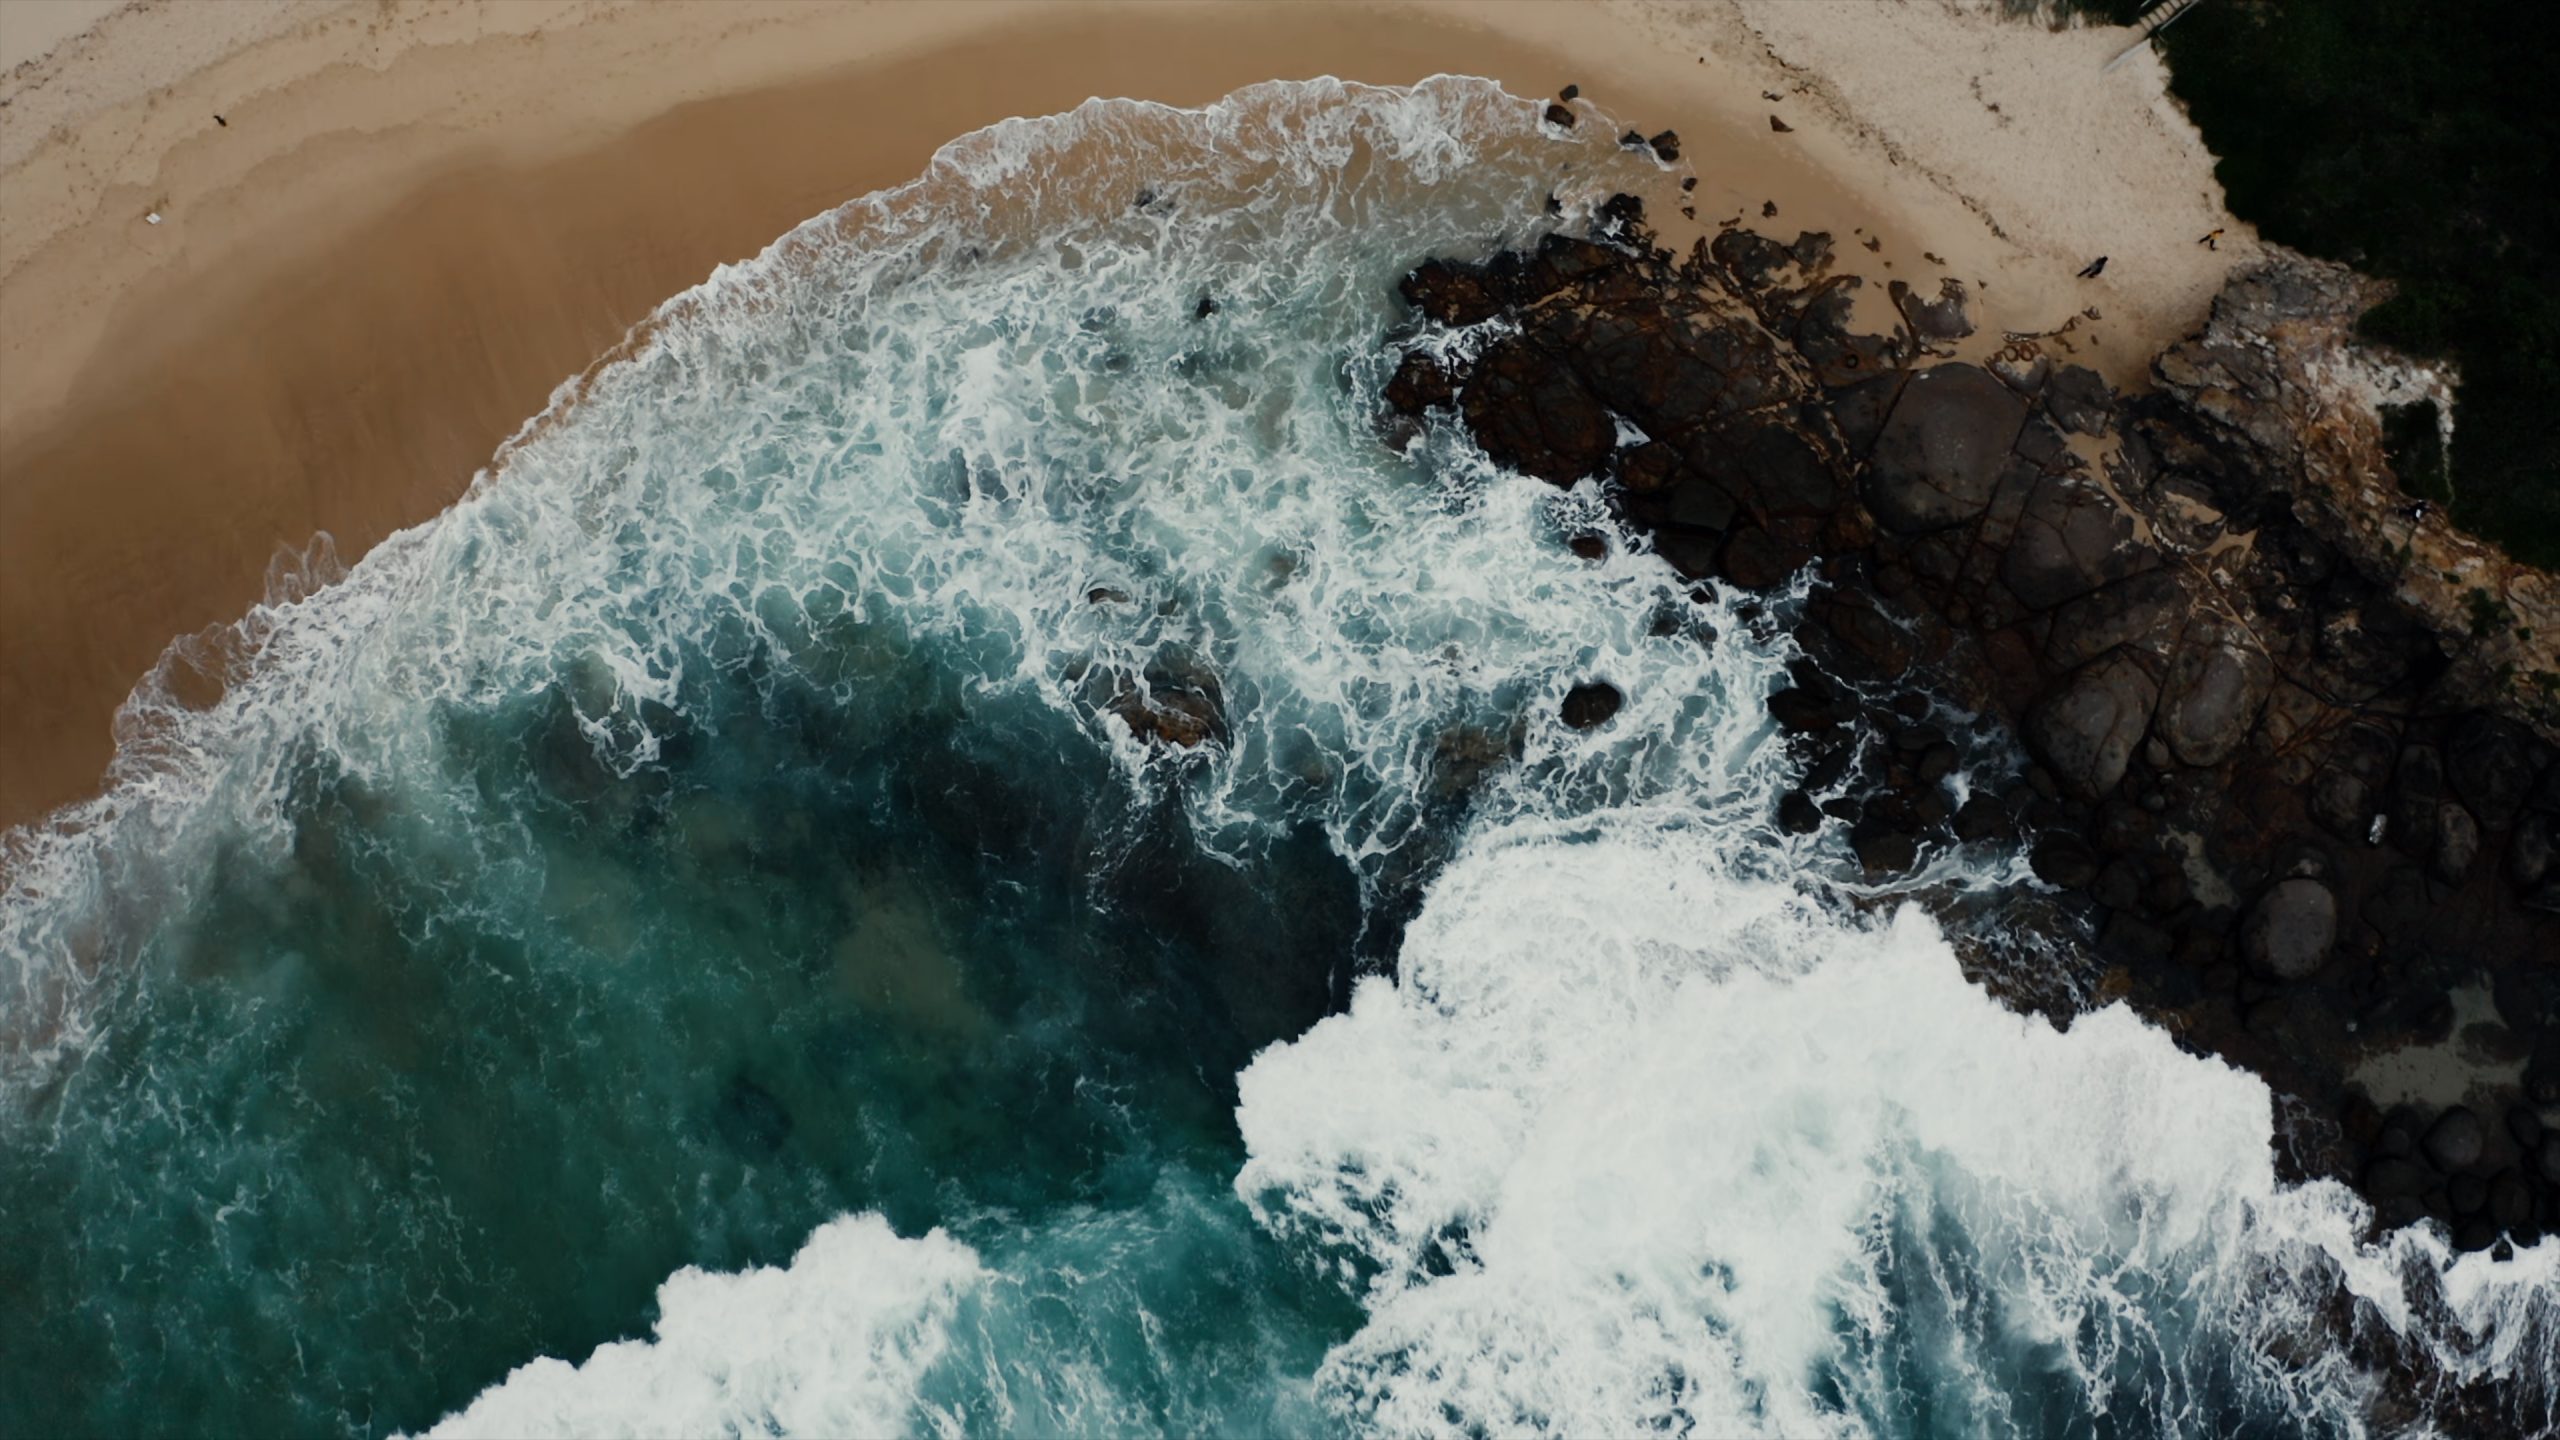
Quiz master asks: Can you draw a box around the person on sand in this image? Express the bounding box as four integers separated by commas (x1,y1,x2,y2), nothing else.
2077,256,2108,278
2198,228,2223,250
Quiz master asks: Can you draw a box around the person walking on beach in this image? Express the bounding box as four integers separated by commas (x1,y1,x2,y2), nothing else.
2198,228,2223,250
2077,256,2108,278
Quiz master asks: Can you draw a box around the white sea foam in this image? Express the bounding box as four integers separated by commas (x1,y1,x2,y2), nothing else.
0,75,1687,1091
7,70,2553,1439
1236,815,2560,1436
416,1215,983,1440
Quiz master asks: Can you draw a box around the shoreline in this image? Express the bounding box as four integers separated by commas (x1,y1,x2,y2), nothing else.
1384,204,2560,1422
0,0,2243,836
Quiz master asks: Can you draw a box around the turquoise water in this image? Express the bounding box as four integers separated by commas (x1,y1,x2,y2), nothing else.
3,78,2552,1439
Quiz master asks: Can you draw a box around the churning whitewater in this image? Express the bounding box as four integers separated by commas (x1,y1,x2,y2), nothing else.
1,77,2551,1439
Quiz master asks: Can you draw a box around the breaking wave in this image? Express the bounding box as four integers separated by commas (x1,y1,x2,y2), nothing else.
0,75,2548,1440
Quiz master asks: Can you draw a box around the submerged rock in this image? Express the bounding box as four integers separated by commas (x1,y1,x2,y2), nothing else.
1106,660,1228,749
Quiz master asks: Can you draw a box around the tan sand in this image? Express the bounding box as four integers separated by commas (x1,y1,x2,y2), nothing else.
0,0,2245,836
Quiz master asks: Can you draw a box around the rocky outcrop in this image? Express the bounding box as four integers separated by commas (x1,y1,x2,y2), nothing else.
1382,204,2560,1271
1102,655,1228,749
2153,259,2560,739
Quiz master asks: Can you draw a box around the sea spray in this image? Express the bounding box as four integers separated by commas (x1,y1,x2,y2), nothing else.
423,1215,986,1439
0,74,2549,1440
1233,817,2555,1436
0,76,1708,1436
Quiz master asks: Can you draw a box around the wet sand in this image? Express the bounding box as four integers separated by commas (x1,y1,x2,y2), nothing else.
0,0,2242,835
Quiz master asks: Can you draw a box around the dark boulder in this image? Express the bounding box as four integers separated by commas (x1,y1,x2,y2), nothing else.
1778,789,1822,834
2042,364,2114,437
1618,439,1682,494
1862,364,2027,533
1806,591,1918,676
1652,530,1721,580
1851,820,1920,876
2003,476,2155,611
1801,738,1857,792
2447,714,2534,827
1543,102,1576,129
1108,661,1227,749
1383,352,1458,415
1768,686,1847,733
2044,569,2189,672
2030,831,2101,888
2434,801,2481,883
2309,767,2376,843
1719,526,1806,591
2386,744,2447,860
1400,260,1503,327
2094,860,2143,911
1461,349,1615,485
2424,1107,2487,1173
2156,626,2274,768
1889,278,1973,346
2508,1105,2545,1149
2487,1170,2534,1231
2366,1155,2432,1197
2145,474,2229,552
2243,877,2337,980
1561,681,1625,730
1827,373,1907,456
1954,793,2014,843
2514,812,2555,888
2025,650,2160,799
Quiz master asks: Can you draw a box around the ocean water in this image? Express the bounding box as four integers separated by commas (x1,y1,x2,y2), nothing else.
1,77,2553,1439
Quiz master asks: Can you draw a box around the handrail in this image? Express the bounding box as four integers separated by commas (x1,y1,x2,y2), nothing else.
2103,0,2213,74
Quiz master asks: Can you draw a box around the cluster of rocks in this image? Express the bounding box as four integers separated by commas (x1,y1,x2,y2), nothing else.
1377,201,2560,1270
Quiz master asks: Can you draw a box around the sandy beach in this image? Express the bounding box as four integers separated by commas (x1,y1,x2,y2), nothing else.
0,0,2246,836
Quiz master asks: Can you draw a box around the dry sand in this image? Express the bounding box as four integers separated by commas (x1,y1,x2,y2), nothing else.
0,0,2247,836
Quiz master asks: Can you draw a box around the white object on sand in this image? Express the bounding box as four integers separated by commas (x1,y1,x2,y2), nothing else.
144,211,161,225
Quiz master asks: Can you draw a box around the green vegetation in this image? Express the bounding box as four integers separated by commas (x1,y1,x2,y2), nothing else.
2066,0,2560,566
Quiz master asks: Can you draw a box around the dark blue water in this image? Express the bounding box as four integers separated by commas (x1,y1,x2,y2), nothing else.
3,76,2550,1440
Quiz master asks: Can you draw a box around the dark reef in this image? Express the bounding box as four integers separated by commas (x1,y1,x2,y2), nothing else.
1380,198,2560,1431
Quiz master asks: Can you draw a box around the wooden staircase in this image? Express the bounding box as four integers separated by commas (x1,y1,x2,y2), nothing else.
2103,0,2214,73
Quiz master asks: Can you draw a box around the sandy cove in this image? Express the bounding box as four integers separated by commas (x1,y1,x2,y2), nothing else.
0,0,2246,836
